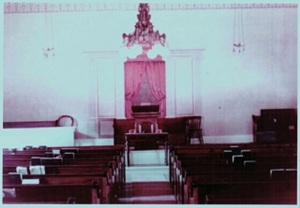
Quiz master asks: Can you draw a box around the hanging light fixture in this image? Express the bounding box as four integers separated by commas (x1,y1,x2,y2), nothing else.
43,12,55,58
233,8,245,53
121,3,168,59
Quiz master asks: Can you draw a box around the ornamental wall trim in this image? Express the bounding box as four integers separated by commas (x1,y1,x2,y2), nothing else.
4,3,298,14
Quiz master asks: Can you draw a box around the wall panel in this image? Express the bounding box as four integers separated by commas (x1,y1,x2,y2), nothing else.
97,58,117,117
174,57,194,116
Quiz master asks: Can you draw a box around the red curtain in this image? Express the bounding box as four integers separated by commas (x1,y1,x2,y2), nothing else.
125,61,166,118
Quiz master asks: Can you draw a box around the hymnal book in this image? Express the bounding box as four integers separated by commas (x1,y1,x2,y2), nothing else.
8,172,22,184
22,178,40,184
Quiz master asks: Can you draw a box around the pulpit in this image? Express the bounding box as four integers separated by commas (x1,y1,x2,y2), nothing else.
122,105,169,166
131,105,161,133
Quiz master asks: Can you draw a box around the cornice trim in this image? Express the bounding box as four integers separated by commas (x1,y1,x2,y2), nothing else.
4,3,298,14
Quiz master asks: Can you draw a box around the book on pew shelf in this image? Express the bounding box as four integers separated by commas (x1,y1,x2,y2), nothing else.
269,168,285,179
232,154,244,163
41,157,63,165
8,172,22,184
16,166,28,175
52,149,60,155
22,178,40,184
243,160,256,165
243,160,257,170
241,149,251,153
230,145,239,148
38,145,47,150
61,148,79,154
63,152,75,159
3,188,16,198
285,168,297,171
45,151,54,157
30,165,45,175
23,146,33,150
270,168,297,179
31,157,42,166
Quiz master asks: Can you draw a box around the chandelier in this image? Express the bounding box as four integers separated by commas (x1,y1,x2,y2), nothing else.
43,13,55,58
121,3,168,59
233,8,245,53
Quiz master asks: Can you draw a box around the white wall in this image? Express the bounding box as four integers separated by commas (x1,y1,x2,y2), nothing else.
2,4,297,141
0,127,75,149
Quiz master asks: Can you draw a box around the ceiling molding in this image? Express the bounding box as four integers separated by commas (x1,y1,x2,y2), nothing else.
4,3,298,14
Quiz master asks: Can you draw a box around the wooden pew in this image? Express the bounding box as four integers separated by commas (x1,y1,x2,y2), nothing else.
3,145,125,177
3,156,117,167
3,183,100,204
3,166,116,204
179,160,297,204
2,155,124,187
169,143,297,204
3,144,125,156
3,173,111,203
3,145,126,204
189,179,297,204
180,155,296,202
3,165,110,175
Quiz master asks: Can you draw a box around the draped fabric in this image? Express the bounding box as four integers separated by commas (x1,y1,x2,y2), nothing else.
125,61,166,118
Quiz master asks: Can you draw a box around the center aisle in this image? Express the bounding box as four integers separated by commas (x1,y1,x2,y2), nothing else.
118,166,176,204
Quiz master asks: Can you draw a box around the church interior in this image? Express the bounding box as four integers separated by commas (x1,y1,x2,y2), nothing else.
1,1,298,206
